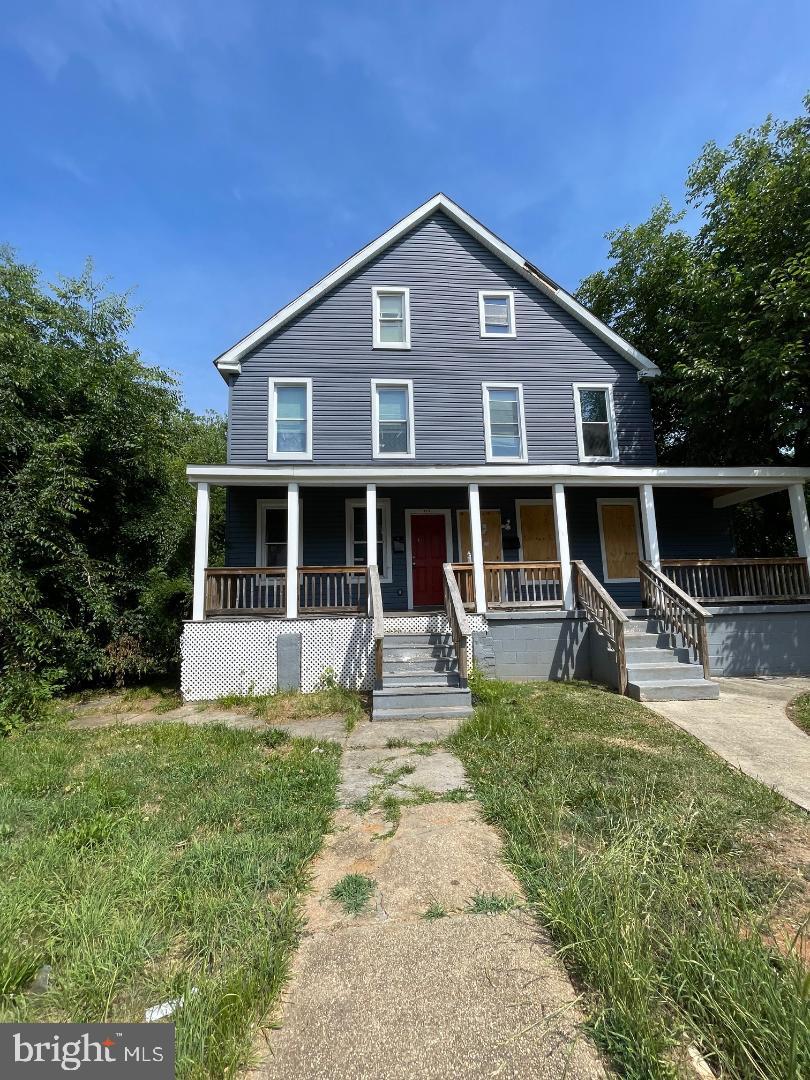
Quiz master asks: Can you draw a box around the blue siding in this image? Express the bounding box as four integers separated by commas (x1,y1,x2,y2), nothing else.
228,210,656,467
226,486,734,610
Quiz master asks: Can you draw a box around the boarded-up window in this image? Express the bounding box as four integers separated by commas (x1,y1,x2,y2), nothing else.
599,503,640,581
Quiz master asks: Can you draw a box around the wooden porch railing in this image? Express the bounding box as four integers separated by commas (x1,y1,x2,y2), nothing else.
449,561,563,610
659,557,810,603
368,564,385,690
640,561,712,680
204,568,286,616
443,563,471,687
298,566,369,613
573,560,628,695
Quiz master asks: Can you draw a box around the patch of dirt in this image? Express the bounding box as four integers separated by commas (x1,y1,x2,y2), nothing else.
749,818,810,967
600,736,670,756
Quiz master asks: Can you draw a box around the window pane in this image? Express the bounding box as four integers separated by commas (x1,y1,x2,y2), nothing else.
265,507,286,544
379,293,404,318
484,295,511,333
378,387,407,421
579,388,608,424
491,433,522,457
276,419,307,453
379,319,405,343
488,388,522,457
583,423,611,457
380,421,408,453
352,505,386,569
276,384,307,419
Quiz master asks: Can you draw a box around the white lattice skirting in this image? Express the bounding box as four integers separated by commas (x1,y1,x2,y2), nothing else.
181,614,488,701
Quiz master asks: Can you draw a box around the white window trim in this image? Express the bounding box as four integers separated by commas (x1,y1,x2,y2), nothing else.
478,289,516,338
372,285,411,350
482,382,528,464
404,509,453,609
596,498,643,583
267,377,313,460
573,382,619,464
371,379,415,459
345,497,393,583
255,498,303,566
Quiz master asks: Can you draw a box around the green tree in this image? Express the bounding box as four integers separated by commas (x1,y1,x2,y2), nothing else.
0,251,225,725
577,96,810,468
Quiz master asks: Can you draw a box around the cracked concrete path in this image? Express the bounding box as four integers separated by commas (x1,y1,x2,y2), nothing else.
251,728,608,1080
651,676,810,811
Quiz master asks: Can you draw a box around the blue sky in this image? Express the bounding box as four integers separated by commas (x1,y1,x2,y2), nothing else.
2,1,808,414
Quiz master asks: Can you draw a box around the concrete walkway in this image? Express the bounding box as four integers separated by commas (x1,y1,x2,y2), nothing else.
650,676,810,812
252,716,608,1080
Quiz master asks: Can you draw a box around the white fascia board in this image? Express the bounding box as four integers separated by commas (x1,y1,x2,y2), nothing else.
186,463,810,489
212,193,661,380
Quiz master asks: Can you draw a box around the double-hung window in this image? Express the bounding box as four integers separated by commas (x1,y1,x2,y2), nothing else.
372,286,410,348
478,290,516,337
482,383,527,462
573,384,619,462
345,499,393,581
268,378,312,459
371,379,414,458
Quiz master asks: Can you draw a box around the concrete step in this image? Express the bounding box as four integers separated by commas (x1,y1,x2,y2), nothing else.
626,662,704,682
382,658,459,675
624,646,691,664
385,633,452,647
383,673,461,688
371,704,474,722
627,678,720,702
372,685,472,717
622,632,674,649
383,645,456,663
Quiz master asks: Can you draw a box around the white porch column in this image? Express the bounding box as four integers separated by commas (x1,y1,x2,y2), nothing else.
286,483,299,619
639,483,661,569
789,483,810,577
366,484,378,569
192,482,210,621
552,483,574,609
468,483,487,615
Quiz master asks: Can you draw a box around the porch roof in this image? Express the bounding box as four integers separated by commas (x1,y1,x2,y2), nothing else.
186,462,810,496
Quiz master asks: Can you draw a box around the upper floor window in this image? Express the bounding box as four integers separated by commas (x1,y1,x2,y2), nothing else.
573,384,619,462
478,290,516,337
268,377,312,460
372,286,411,349
371,379,414,458
482,382,527,462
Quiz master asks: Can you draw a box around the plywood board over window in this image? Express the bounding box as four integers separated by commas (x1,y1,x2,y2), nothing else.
598,500,642,582
516,501,558,561
457,509,503,562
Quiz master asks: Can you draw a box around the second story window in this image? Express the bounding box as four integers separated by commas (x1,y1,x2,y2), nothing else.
371,379,414,458
483,382,527,462
479,290,516,337
372,286,411,349
574,384,619,462
268,377,312,460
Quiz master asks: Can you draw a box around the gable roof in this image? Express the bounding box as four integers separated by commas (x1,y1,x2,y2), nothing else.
214,193,661,380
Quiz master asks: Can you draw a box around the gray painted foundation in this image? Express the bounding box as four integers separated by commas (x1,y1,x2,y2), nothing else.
705,605,810,677
277,633,302,690
473,611,590,683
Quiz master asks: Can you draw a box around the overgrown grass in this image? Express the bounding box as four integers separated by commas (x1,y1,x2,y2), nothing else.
466,892,520,915
789,693,810,736
217,686,367,732
328,874,376,915
450,676,810,1079
0,722,340,1079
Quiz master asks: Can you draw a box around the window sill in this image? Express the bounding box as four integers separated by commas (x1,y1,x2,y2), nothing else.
372,343,412,350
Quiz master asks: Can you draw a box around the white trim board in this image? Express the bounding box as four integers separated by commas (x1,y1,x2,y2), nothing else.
404,509,453,610
188,463,810,489
596,498,643,584
345,497,393,583
213,193,661,380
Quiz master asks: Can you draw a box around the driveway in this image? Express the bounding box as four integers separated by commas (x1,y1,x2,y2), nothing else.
650,677,810,811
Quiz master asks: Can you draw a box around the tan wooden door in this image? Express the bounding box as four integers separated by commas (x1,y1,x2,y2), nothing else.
518,503,558,561
599,503,641,580
457,509,502,562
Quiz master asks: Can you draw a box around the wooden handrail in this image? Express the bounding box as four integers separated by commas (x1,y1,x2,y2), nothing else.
298,566,368,613
204,567,286,616
368,564,385,690
640,561,712,679
443,563,471,687
572,561,628,695
659,557,810,603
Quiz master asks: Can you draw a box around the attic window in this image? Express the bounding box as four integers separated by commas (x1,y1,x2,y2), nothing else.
479,290,516,337
372,286,411,349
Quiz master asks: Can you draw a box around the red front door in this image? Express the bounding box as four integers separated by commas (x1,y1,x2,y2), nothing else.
410,514,447,606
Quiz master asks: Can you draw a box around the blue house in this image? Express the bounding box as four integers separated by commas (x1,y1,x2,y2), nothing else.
183,194,810,716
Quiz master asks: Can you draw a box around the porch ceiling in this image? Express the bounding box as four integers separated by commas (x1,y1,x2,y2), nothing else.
186,463,810,490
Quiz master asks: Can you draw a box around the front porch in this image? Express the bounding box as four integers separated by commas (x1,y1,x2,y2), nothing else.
183,465,810,703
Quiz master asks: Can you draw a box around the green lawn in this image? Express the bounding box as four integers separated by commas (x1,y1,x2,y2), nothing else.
790,693,810,735
0,722,339,1079
451,677,810,1080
